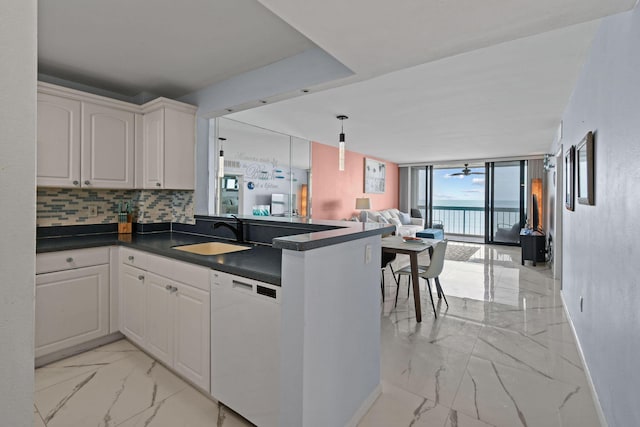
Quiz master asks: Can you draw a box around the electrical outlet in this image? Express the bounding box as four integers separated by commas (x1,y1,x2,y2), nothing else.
88,204,98,217
365,244,372,264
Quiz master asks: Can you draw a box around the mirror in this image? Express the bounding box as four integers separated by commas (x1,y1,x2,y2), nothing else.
211,118,311,217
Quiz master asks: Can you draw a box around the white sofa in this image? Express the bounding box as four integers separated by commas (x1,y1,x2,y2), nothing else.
360,208,424,237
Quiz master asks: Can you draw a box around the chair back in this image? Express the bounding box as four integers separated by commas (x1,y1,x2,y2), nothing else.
423,239,448,278
381,251,396,268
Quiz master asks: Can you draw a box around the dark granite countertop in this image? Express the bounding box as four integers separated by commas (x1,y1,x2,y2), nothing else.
272,222,395,250
37,231,282,285
195,214,396,251
36,217,395,285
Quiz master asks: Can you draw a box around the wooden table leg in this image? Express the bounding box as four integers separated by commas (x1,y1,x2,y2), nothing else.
410,252,422,322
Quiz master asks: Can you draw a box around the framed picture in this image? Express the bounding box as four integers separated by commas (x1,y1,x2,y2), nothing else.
565,146,575,211
576,131,595,205
364,158,386,193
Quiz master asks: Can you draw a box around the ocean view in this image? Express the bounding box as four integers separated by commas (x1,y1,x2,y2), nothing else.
417,199,521,236
426,199,521,208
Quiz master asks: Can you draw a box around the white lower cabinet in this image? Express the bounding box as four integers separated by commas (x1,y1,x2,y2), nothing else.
119,251,210,391
145,272,174,367
120,264,147,346
173,281,210,388
35,264,109,358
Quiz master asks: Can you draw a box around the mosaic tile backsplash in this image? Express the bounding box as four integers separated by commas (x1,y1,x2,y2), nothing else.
37,188,195,227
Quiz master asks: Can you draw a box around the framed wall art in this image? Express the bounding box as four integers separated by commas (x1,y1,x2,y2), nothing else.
576,131,595,205
565,145,575,211
364,158,386,194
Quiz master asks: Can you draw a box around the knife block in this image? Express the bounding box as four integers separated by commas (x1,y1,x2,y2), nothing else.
118,213,132,234
118,222,132,234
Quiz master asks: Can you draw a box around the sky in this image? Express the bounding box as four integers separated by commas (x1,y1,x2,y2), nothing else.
433,167,486,202
431,165,521,205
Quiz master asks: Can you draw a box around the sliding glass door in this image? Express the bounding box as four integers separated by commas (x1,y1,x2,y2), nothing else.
486,161,525,245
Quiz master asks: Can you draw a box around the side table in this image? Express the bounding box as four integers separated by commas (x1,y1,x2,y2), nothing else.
520,229,546,266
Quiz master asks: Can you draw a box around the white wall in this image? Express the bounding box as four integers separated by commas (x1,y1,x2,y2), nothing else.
280,236,381,427
180,48,350,215
0,1,37,425
552,7,640,426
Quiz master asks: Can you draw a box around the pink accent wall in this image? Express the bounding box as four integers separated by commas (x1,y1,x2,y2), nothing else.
311,141,399,220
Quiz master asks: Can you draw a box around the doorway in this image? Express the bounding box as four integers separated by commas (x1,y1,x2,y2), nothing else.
486,161,526,245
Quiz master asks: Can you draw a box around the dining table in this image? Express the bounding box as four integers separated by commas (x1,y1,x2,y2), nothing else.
381,235,439,322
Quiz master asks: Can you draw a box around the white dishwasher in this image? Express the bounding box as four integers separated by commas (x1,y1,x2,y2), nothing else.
210,271,280,427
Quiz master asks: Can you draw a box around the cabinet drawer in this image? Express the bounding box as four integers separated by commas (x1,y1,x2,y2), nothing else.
121,247,149,269
36,247,110,274
147,253,209,291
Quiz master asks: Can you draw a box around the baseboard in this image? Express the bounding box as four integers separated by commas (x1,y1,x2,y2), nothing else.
35,332,124,368
344,383,381,427
560,292,608,427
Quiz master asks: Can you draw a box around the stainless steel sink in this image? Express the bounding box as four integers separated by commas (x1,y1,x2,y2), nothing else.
172,242,251,255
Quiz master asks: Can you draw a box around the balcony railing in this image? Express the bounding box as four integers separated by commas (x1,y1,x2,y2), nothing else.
416,205,520,237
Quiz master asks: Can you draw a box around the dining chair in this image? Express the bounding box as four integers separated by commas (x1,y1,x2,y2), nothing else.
394,240,449,314
380,251,399,302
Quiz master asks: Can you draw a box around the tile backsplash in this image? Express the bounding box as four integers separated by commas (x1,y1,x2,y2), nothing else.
37,188,195,227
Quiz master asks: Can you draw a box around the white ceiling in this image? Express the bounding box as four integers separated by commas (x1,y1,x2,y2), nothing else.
38,0,315,97
228,20,600,164
257,0,636,77
38,0,637,163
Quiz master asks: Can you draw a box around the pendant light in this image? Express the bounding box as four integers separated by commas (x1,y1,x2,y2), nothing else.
218,137,226,178
337,115,348,171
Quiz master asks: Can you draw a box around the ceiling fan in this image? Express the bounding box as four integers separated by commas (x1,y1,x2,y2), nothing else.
449,163,485,177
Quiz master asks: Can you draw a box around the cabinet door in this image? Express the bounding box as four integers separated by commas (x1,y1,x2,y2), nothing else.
145,272,174,367
173,282,210,390
164,108,195,190
120,264,146,345
37,93,81,187
82,102,135,188
35,264,109,357
141,108,164,189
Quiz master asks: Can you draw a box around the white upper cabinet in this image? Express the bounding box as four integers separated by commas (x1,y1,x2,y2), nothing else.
82,102,135,188
141,108,164,189
37,93,81,187
37,83,138,189
139,100,196,190
37,82,196,190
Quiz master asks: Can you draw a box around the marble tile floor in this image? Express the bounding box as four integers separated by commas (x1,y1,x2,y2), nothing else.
34,242,599,427
362,242,600,427
33,340,249,427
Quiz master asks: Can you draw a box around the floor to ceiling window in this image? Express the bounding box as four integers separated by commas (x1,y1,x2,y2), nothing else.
407,160,527,245
432,164,486,240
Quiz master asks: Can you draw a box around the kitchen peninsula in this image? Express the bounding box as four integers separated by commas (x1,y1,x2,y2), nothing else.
36,216,394,427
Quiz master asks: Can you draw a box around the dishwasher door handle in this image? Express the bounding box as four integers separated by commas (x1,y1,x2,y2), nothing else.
232,280,253,293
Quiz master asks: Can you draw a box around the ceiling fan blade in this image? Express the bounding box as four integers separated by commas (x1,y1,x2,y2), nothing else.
470,172,485,175
448,172,463,176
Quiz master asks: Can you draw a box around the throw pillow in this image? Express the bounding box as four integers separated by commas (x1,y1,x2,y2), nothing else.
398,212,412,225
380,210,393,220
390,218,402,227
378,216,390,224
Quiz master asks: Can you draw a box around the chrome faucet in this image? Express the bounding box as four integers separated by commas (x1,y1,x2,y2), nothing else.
213,215,244,243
